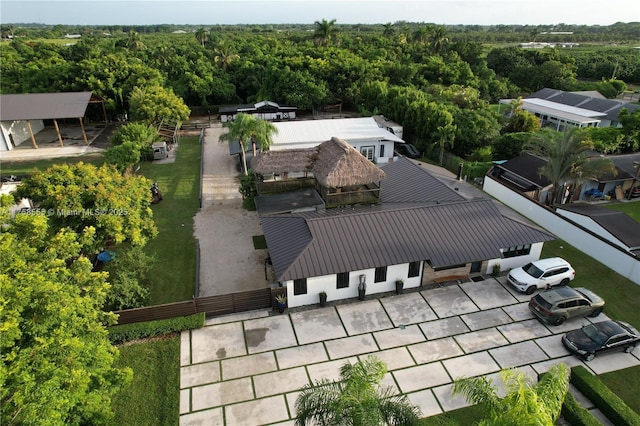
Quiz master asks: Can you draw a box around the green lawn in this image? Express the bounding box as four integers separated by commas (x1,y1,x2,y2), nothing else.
0,154,104,178
604,201,640,222
111,336,179,426
140,136,201,304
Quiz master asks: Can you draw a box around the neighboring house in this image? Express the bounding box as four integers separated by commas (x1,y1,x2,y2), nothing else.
489,152,640,203
0,92,97,151
556,203,640,256
258,142,556,308
219,101,297,123
270,117,404,164
499,88,640,130
372,115,403,139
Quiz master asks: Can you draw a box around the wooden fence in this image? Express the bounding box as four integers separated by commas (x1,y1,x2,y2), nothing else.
115,287,287,325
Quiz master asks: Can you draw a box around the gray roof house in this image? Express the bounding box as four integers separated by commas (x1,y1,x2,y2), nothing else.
500,88,640,130
219,100,297,123
260,152,555,308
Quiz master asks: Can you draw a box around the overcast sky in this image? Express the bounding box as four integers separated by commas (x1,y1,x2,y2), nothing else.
2,0,639,26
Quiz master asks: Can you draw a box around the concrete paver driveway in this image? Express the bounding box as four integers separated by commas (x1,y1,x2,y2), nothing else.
179,277,640,425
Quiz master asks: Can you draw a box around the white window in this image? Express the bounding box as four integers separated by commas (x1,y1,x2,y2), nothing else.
360,146,375,161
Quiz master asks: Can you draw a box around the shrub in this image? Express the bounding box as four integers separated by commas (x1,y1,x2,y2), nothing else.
561,390,601,426
108,313,205,345
571,366,640,426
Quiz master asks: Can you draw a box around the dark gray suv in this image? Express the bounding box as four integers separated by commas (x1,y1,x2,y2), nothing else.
529,287,605,326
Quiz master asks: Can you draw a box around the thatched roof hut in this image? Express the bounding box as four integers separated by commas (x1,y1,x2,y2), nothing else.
312,137,385,188
252,148,315,174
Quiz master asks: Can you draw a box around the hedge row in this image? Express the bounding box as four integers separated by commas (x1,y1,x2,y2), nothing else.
561,391,601,426
108,312,205,344
571,366,640,426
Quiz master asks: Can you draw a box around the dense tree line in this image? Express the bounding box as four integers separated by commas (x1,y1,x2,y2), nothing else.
1,23,638,160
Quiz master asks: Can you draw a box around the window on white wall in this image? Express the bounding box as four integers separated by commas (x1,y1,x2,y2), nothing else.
294,278,307,295
360,146,375,161
379,144,385,157
337,272,349,289
374,266,387,283
408,261,420,278
502,244,531,258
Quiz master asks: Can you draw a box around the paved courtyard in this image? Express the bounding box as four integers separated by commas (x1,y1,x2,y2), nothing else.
179,277,640,425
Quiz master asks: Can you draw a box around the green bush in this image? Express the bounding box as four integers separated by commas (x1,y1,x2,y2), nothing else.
561,390,601,426
108,313,205,344
571,366,640,426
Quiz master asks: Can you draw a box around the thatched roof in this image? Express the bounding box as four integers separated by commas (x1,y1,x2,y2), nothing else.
252,137,385,188
252,148,315,174
312,137,385,188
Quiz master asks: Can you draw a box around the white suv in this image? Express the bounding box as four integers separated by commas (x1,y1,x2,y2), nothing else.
507,257,575,294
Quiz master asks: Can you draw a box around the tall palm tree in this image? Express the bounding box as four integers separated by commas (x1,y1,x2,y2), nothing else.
382,23,395,37
313,18,337,47
453,364,569,425
429,26,449,54
219,113,278,176
195,27,208,48
434,121,457,166
295,356,421,426
524,128,616,205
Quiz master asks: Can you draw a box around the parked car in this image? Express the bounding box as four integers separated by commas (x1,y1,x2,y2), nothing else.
507,257,575,294
394,143,421,159
562,320,640,361
529,287,604,325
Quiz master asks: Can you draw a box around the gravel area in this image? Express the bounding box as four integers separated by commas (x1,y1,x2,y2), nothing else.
194,124,271,296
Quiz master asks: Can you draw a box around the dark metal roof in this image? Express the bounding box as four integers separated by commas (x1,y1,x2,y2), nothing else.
219,101,297,115
558,203,640,250
380,158,465,203
496,153,550,188
0,92,92,121
262,199,555,281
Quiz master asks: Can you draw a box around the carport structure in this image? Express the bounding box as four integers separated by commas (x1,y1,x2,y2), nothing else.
0,91,105,151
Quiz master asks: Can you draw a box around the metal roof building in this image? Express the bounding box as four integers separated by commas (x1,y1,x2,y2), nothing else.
262,158,555,282
0,92,96,151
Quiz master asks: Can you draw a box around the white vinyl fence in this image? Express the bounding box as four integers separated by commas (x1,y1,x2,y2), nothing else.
484,176,640,285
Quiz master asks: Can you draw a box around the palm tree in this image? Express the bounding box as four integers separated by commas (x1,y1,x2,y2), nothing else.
429,26,449,54
411,26,430,44
434,121,457,166
124,30,145,52
453,363,569,425
295,356,421,426
219,113,278,176
524,128,616,205
313,18,337,47
382,23,395,37
213,41,240,71
195,27,208,48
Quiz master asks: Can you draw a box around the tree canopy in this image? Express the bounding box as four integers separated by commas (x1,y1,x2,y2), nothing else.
13,162,158,252
0,212,132,425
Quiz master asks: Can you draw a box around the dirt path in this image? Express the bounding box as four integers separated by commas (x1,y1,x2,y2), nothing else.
193,124,271,296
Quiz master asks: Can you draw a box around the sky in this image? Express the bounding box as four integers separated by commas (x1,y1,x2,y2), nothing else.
2,0,639,26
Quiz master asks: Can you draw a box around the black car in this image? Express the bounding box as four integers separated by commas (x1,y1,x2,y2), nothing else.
562,320,640,361
394,143,421,159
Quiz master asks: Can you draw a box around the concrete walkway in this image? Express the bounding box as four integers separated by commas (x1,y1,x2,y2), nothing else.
179,277,640,425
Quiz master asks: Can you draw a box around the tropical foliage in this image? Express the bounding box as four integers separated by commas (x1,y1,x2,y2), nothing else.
453,364,570,426
524,129,616,204
0,212,132,425
219,113,278,175
295,356,421,426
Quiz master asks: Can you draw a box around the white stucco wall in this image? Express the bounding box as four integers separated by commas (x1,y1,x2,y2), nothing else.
556,210,629,251
486,242,544,275
284,261,424,308
484,176,640,285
